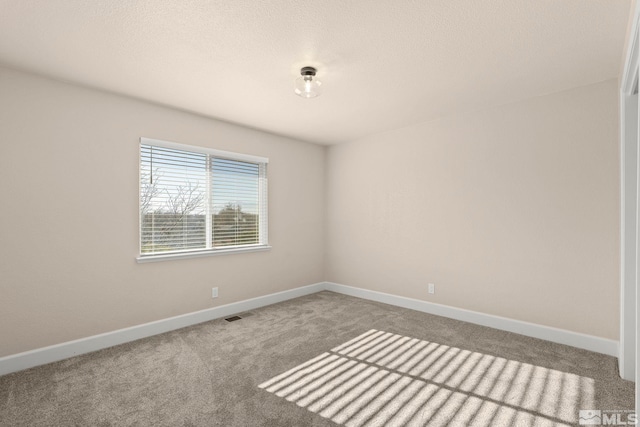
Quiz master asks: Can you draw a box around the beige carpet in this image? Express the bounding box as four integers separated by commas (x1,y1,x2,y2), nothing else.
260,329,599,426
0,291,634,426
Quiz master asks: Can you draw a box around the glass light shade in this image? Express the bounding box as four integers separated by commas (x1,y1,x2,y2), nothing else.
295,75,322,98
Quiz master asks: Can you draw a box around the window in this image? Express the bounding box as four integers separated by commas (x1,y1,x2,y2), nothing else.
138,137,269,261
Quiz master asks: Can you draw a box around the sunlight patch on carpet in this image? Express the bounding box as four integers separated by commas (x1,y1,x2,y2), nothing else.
259,329,594,426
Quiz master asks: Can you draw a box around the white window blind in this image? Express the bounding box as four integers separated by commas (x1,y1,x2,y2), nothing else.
139,138,268,259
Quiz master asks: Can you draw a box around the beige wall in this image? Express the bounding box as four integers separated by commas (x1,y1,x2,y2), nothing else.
0,65,621,357
621,0,638,78
0,66,325,357
326,79,620,340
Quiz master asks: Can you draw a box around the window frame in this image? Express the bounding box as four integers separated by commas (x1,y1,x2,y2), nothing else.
136,137,270,263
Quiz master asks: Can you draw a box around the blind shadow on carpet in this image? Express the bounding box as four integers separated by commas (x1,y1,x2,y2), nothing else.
259,329,593,427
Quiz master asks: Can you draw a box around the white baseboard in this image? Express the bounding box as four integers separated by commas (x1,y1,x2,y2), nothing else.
0,282,325,377
0,280,619,377
323,282,619,357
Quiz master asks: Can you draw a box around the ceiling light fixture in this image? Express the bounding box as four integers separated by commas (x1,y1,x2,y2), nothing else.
295,66,322,98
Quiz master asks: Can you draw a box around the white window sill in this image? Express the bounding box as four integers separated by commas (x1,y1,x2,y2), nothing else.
136,245,272,263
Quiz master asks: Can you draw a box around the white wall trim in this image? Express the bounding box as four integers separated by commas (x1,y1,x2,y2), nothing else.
136,245,272,263
324,282,619,357
618,2,640,392
622,1,640,411
0,280,620,377
0,282,324,377
619,0,640,385
140,137,269,164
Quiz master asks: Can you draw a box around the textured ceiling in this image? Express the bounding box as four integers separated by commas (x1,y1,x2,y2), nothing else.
0,0,632,144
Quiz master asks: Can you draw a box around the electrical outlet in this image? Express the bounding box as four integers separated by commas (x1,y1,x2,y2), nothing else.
428,283,435,294
212,287,218,298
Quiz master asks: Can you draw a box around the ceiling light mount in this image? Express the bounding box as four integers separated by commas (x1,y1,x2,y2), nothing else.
295,66,322,98
300,66,317,76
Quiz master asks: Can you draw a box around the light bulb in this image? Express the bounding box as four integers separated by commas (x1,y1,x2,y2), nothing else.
295,67,322,98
